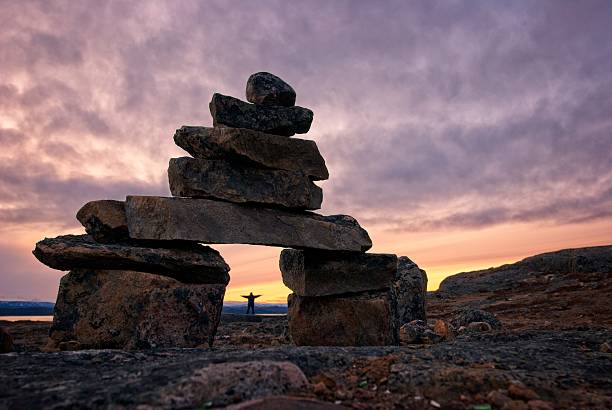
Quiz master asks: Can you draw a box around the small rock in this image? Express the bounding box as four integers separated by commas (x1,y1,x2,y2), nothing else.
0,327,14,353
600,341,611,353
400,320,442,344
450,309,502,331
246,72,296,106
433,320,455,341
508,383,539,401
467,321,493,333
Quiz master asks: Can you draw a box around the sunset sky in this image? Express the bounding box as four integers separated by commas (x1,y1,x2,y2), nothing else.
1,1,611,303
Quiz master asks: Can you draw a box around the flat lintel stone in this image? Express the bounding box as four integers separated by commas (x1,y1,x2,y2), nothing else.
125,196,372,252
33,234,230,285
168,157,323,210
280,249,397,296
173,126,328,180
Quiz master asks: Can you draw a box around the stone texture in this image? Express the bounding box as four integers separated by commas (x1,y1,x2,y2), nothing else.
76,200,128,243
393,256,427,323
280,249,397,296
124,196,372,251
174,126,329,180
32,234,230,285
246,72,296,107
210,93,313,136
48,269,225,349
287,290,399,346
155,361,308,408
168,157,323,210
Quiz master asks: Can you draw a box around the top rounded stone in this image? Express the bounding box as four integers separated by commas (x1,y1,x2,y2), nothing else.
246,72,296,107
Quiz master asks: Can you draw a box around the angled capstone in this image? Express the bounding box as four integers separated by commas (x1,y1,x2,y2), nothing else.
173,126,328,180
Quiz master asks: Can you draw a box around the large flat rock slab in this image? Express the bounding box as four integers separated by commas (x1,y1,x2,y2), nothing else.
48,269,226,350
32,234,230,285
122,196,372,251
168,157,322,210
174,126,328,180
280,250,397,296
288,290,399,346
210,93,313,136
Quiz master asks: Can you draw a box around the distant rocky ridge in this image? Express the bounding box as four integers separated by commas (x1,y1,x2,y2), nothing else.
436,245,612,297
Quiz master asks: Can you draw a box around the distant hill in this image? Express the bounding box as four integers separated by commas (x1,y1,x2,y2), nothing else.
0,301,55,316
436,245,612,297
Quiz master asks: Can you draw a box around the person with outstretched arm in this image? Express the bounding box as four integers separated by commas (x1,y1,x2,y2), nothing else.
241,292,262,314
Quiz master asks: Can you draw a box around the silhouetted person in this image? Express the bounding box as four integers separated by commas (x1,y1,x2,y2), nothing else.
241,292,262,314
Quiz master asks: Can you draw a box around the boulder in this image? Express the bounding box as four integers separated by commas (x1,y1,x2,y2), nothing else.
393,256,427,323
76,200,128,243
210,93,313,136
174,126,328,180
168,157,323,210
32,234,230,284
154,361,308,408
121,196,372,251
287,290,399,346
246,72,297,107
450,308,502,331
48,269,226,349
280,249,397,296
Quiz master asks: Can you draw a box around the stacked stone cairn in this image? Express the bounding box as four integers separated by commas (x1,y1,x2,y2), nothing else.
33,72,427,349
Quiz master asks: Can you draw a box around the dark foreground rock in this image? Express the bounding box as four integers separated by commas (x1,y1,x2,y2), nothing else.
174,126,329,180
123,196,372,251
48,269,225,350
393,256,427,323
280,250,397,296
1,328,610,409
32,234,230,284
288,290,399,346
76,199,128,243
246,72,297,107
227,396,346,409
210,93,313,136
168,157,323,210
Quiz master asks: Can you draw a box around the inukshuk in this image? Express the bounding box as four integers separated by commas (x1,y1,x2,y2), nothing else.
33,72,427,349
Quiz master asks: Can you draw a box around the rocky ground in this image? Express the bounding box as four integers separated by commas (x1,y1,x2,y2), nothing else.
1,246,611,409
